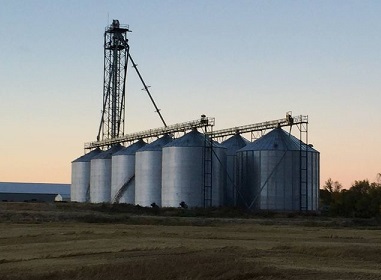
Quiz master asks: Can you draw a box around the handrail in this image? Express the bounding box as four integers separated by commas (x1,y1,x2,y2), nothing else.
84,114,308,150
85,116,215,149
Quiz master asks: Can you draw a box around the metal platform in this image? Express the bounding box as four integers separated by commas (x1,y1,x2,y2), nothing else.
85,116,215,149
209,114,308,141
84,114,308,150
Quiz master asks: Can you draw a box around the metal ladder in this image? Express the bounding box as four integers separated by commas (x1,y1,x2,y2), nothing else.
299,122,308,211
203,131,213,208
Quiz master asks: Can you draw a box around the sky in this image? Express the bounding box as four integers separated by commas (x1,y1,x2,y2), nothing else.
0,0,380,188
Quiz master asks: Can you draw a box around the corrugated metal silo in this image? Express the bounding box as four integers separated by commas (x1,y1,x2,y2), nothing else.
221,134,249,206
135,134,173,207
111,139,146,204
236,128,319,212
90,145,123,203
162,129,226,208
71,148,102,202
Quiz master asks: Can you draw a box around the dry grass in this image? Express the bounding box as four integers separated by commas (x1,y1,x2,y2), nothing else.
0,203,381,279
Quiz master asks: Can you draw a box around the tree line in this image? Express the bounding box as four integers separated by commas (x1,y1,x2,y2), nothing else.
320,174,381,218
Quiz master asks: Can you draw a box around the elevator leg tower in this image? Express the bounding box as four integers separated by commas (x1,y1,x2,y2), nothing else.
97,20,130,143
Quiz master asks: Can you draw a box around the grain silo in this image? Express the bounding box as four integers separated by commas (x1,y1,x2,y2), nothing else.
221,134,249,206
236,127,319,212
135,134,173,207
71,148,102,202
161,129,226,208
90,145,123,203
111,139,146,204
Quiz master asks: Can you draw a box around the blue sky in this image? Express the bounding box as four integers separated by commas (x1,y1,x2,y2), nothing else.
1,0,380,187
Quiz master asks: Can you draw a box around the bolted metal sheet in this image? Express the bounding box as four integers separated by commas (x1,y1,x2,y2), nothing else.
111,140,146,204
161,130,226,208
71,148,101,202
221,134,249,206
135,135,173,207
90,145,123,203
236,128,320,212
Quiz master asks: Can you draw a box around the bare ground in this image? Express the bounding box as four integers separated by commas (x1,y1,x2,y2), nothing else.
0,203,380,280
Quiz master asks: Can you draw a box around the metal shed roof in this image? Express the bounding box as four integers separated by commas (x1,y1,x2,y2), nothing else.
0,182,70,195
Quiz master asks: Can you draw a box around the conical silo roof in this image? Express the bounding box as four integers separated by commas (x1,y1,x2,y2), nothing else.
72,148,102,163
221,134,250,155
164,129,223,148
113,139,146,156
138,134,172,152
238,128,318,152
92,144,124,159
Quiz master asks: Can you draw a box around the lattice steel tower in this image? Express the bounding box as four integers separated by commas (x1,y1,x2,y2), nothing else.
97,20,130,142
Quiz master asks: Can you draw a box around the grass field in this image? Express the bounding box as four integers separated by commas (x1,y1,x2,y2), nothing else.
0,203,380,279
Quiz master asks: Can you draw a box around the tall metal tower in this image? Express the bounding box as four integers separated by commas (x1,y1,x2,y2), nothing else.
97,20,130,142
96,19,167,145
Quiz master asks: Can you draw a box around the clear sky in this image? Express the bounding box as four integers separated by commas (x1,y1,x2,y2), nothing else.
1,0,380,188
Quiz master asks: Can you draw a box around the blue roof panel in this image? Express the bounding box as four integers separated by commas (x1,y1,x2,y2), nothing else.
0,182,70,195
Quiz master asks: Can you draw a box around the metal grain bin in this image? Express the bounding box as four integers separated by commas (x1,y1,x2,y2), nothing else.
135,135,173,207
90,145,123,203
221,134,249,206
111,139,146,204
161,129,226,208
71,148,102,202
236,128,319,212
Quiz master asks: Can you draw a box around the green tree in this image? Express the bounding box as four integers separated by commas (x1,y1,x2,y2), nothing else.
341,180,381,218
323,178,342,193
320,176,381,218
320,178,343,215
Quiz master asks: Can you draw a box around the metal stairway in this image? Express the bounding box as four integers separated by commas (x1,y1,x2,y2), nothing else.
85,183,90,202
112,174,135,204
